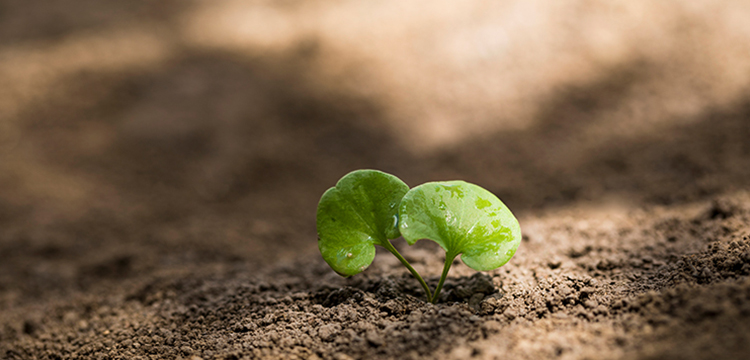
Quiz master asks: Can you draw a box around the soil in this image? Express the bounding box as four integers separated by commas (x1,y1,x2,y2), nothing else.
2,1,750,359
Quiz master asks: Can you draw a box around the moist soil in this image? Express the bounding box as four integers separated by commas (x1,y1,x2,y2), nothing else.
3,2,750,359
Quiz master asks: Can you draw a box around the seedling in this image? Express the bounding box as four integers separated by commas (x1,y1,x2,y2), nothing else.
398,181,521,302
316,170,521,303
316,170,433,299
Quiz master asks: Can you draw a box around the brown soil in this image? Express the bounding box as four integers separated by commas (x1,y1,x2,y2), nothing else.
2,1,750,359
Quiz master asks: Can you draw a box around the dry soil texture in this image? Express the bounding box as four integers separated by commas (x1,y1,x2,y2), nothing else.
2,1,750,359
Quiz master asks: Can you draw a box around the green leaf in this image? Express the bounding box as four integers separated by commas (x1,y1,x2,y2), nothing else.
316,170,409,277
398,181,521,271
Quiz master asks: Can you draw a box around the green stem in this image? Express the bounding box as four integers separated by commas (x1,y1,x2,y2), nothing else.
431,252,458,304
381,240,432,301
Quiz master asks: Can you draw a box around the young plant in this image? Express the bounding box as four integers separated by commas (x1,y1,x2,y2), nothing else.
316,170,433,299
316,170,521,303
398,181,521,303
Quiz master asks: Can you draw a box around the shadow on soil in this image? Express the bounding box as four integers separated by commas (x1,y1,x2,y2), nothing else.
3,8,750,357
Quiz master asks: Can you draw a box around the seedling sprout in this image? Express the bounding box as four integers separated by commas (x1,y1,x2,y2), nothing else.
316,170,521,303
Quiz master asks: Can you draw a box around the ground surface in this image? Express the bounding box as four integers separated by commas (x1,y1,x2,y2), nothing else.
2,1,750,359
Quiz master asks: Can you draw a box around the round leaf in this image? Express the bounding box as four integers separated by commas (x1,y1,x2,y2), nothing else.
316,170,409,277
398,181,521,271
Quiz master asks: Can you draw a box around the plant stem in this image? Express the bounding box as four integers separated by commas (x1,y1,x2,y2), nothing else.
381,240,432,301
431,252,458,304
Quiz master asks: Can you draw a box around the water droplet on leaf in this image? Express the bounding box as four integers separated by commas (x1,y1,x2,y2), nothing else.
441,184,465,198
475,197,492,210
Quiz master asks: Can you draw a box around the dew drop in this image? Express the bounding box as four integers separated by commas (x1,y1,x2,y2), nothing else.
346,252,353,258
392,214,399,228
505,249,514,257
475,197,492,210
441,184,465,198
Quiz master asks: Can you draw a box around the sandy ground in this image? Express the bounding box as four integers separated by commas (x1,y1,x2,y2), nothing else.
2,1,750,359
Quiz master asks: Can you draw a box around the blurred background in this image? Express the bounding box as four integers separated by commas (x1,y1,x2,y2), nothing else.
1,0,750,307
